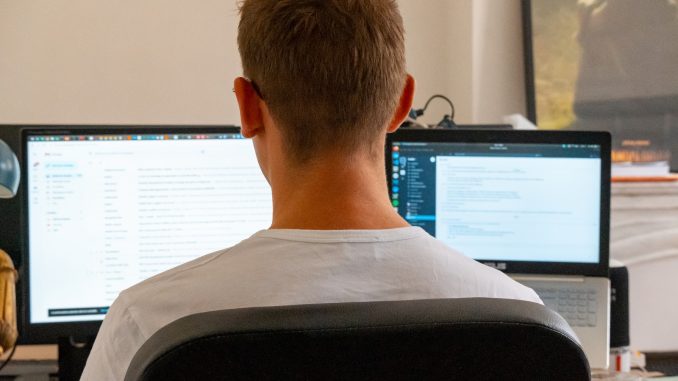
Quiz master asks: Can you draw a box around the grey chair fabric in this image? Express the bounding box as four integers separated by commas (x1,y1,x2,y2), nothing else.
124,298,590,381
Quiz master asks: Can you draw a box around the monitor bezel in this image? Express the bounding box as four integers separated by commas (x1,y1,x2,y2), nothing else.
386,128,611,278
20,125,243,344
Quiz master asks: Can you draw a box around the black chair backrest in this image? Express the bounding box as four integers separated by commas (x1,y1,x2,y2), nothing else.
125,298,590,381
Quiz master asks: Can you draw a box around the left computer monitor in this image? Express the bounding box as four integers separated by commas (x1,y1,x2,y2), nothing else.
21,126,272,343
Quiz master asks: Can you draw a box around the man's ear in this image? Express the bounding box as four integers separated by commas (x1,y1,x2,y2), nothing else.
387,74,415,133
234,77,265,138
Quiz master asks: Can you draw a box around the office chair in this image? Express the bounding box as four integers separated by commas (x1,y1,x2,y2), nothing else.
124,298,590,381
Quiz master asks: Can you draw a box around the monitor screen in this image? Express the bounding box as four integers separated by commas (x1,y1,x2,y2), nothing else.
389,140,602,264
25,130,271,325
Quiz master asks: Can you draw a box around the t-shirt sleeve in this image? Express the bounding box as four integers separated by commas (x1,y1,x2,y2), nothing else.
480,264,544,305
524,287,544,305
80,294,145,381
503,277,544,305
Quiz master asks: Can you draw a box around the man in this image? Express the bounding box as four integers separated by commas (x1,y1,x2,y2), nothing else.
82,0,540,379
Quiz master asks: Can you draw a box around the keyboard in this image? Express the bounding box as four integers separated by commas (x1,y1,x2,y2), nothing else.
534,287,598,327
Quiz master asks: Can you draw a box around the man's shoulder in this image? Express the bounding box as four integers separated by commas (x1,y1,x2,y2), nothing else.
399,234,543,304
119,227,541,311
119,231,282,302
132,247,230,290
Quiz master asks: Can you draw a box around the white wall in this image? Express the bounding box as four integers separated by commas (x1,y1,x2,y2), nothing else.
0,0,526,127
471,0,527,123
403,0,527,125
400,0,475,125
0,0,241,125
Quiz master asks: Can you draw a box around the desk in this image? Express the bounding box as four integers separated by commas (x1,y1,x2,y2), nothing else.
0,345,57,380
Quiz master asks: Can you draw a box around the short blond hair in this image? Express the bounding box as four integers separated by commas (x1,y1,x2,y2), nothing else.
238,0,407,163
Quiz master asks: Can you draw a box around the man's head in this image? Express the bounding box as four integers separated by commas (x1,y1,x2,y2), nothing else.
235,0,414,168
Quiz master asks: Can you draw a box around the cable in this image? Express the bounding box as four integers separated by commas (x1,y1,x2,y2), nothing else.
421,94,455,121
406,94,456,129
0,343,18,373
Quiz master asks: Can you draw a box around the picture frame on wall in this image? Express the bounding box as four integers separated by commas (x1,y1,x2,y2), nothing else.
522,0,678,173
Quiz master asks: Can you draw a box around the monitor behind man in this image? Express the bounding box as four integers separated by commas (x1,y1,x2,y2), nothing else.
82,1,541,379
22,127,272,340
386,128,611,369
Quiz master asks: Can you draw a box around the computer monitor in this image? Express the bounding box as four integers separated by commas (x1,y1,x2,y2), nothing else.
386,129,610,276
21,126,272,343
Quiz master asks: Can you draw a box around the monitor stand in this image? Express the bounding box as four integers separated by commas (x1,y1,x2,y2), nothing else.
58,336,94,381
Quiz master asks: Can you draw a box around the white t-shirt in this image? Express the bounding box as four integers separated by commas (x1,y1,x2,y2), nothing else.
81,227,541,380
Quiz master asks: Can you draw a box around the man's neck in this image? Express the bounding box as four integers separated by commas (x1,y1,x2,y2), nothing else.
268,152,409,230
